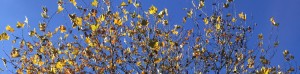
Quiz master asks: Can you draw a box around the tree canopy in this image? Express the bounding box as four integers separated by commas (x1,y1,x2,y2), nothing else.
0,0,298,74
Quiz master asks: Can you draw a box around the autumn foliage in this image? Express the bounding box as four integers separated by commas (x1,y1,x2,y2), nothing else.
0,0,298,74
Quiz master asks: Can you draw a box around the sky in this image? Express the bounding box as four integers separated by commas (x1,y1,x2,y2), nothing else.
0,0,300,73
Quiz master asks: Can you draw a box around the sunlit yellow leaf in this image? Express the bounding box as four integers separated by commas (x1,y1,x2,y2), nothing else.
113,12,119,18
90,24,100,32
232,17,236,22
203,17,209,25
72,47,79,55
11,48,20,58
199,0,205,8
39,23,46,32
75,17,82,27
16,21,25,28
64,34,69,39
46,31,53,38
128,0,133,4
56,61,65,69
258,33,263,40
6,25,14,32
92,0,98,7
32,54,39,65
85,37,95,47
100,14,105,22
27,42,33,51
238,12,246,21
187,9,193,18
70,0,77,6
172,30,178,35
154,58,162,64
247,58,254,68
17,69,23,74
270,17,279,27
20,40,25,48
38,61,44,66
41,7,49,18
283,50,289,57
149,5,157,14
136,61,141,66
59,25,66,33
215,23,221,30
57,5,64,13
223,3,229,8
116,59,123,64
0,32,9,40
258,67,271,74
120,2,127,6
29,28,36,37
133,1,141,8
114,18,123,26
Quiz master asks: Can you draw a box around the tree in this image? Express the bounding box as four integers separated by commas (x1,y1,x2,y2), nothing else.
0,0,298,74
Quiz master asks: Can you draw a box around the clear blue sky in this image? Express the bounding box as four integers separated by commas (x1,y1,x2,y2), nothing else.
0,0,300,73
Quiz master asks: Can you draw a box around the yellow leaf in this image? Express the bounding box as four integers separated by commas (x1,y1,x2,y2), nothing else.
187,9,193,18
29,28,36,37
38,61,44,66
199,1,205,8
238,12,246,21
232,17,236,22
270,17,279,26
57,5,64,13
133,2,140,8
154,58,162,64
203,17,209,25
96,14,105,23
258,33,263,40
72,47,79,55
215,23,221,30
114,18,123,26
92,0,98,7
116,59,123,64
41,7,49,18
216,16,221,23
136,61,141,66
56,61,65,69
17,69,23,74
172,30,178,35
0,32,10,40
259,67,271,74
120,2,127,6
46,31,53,38
16,21,25,28
64,34,69,39
39,23,46,32
27,42,33,50
67,59,74,65
247,58,254,68
70,0,77,6
75,17,82,27
11,48,20,58
128,0,133,4
6,25,14,32
59,25,66,33
149,5,157,14
90,24,100,31
32,54,39,65
91,9,97,17
100,14,105,21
